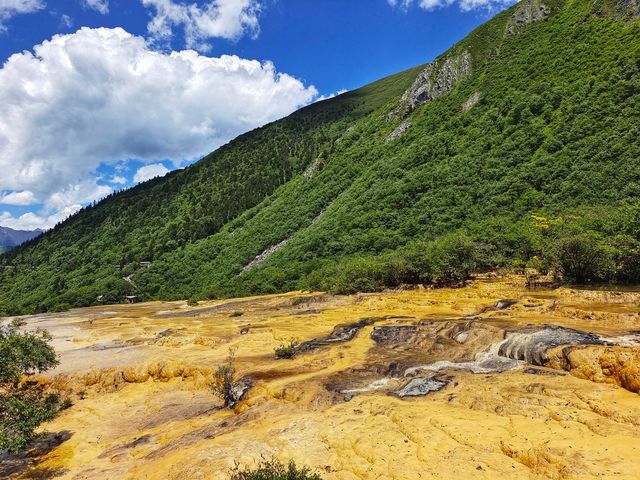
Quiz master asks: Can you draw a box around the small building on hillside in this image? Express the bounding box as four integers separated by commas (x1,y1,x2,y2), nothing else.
124,295,140,304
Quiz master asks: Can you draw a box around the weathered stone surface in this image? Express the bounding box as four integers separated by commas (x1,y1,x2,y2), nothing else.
298,318,377,352
462,92,481,112
242,237,291,273
494,299,517,310
392,374,450,398
384,118,411,143
498,325,606,366
229,378,252,407
547,345,640,392
507,0,550,35
303,157,321,179
616,0,640,18
398,50,472,114
370,325,418,346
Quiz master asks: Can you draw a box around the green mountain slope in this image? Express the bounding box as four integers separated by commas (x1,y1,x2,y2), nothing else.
1,0,639,314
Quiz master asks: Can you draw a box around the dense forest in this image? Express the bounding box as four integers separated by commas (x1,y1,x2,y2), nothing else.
1,0,639,314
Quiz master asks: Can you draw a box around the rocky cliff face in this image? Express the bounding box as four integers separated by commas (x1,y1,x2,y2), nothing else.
506,0,551,35
617,0,640,18
398,50,473,115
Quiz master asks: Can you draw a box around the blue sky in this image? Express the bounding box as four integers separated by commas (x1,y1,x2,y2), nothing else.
0,0,515,230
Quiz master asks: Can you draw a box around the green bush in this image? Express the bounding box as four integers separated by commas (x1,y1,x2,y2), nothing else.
305,232,479,294
229,458,322,480
305,255,410,295
611,235,640,283
548,233,616,283
274,340,298,359
51,303,72,313
407,233,479,285
0,320,60,453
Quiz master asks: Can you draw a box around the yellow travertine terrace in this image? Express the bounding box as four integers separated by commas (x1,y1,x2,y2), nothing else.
3,276,640,479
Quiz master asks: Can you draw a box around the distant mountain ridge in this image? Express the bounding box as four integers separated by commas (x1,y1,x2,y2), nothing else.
0,227,42,251
1,0,639,314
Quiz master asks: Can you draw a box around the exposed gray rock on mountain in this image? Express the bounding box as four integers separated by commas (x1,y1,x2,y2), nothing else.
462,92,482,112
617,0,640,18
398,50,472,115
507,0,550,35
385,118,411,143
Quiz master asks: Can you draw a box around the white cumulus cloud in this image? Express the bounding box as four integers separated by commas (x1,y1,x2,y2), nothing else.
110,175,127,185
0,0,44,31
0,190,37,206
142,0,260,50
81,0,109,14
0,27,318,229
0,206,81,231
133,163,170,183
388,0,514,12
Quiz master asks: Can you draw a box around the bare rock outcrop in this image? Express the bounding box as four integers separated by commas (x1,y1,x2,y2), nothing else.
384,118,411,143
397,50,472,115
241,237,291,273
303,157,321,179
616,0,640,18
506,0,550,35
547,345,640,393
462,92,481,112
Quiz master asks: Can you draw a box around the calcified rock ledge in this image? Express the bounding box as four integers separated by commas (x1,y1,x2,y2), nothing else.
3,277,640,479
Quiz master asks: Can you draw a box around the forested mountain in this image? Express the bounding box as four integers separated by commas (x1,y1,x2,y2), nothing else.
1,0,639,314
0,227,42,253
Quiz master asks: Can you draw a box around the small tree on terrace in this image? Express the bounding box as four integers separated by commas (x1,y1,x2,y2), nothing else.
212,348,237,408
0,319,60,453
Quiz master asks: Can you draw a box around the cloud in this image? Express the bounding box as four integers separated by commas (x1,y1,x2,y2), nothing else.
387,0,514,12
46,180,112,210
0,206,82,231
133,163,170,183
0,27,317,229
142,0,260,50
60,13,73,28
0,190,36,206
0,0,44,31
110,175,127,185
314,89,347,103
81,0,109,14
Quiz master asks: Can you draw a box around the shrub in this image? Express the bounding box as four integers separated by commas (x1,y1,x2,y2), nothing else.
274,340,298,359
306,255,410,295
211,349,237,408
51,303,72,313
230,311,244,317
548,233,616,283
0,319,60,453
422,233,479,285
304,232,480,294
187,297,200,307
229,458,322,480
611,235,640,283
0,389,61,453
